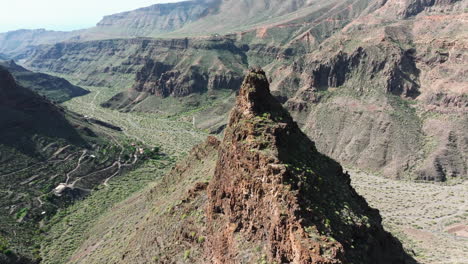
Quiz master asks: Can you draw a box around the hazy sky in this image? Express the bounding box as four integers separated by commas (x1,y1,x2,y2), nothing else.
0,0,183,33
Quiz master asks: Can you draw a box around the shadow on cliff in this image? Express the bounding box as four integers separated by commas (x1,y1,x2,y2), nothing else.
240,68,419,263
274,119,419,263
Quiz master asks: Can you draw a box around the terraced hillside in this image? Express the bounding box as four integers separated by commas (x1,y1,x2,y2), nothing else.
0,66,152,263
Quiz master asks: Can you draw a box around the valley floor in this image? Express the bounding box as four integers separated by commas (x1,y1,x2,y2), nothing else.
62,85,208,158
351,171,467,264
63,84,467,264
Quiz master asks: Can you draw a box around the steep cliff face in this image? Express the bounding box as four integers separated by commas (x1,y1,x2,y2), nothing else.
206,69,411,263
274,40,426,179
63,70,413,264
22,38,248,94
373,0,463,18
264,0,467,181
131,49,243,97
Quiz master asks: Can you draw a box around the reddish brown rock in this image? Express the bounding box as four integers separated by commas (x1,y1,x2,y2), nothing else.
205,69,414,263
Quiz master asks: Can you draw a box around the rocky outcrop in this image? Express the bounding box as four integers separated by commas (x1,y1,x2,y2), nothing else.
423,93,468,110
371,0,463,19
295,46,420,98
206,69,413,263
415,118,467,181
403,0,461,18
133,60,242,97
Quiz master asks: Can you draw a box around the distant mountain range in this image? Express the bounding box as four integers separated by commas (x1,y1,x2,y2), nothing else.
6,0,464,181
0,0,377,53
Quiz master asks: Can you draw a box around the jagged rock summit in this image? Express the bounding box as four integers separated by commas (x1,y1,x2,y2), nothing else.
206,69,413,263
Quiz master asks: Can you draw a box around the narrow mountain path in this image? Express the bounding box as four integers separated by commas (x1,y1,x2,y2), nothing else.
37,196,44,207
90,90,101,118
65,150,88,184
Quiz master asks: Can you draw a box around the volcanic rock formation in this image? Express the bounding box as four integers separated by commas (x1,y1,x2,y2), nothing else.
205,69,412,263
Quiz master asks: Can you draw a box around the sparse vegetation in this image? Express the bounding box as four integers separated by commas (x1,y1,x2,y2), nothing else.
351,170,468,264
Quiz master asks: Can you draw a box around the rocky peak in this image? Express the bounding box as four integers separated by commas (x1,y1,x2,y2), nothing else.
206,70,413,263
235,68,287,116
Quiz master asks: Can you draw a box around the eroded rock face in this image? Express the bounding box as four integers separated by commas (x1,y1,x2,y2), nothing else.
278,0,468,181
297,45,420,99
23,38,248,95
133,60,242,97
206,69,413,263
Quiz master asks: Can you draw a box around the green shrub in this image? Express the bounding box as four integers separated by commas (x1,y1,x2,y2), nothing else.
197,236,205,243
183,250,191,260
15,208,29,220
